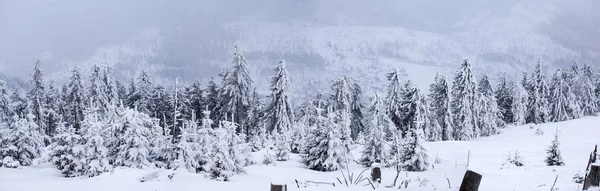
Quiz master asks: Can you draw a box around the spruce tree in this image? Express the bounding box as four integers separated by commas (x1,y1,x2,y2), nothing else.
101,65,118,107
88,64,110,114
477,75,503,136
386,69,404,133
9,91,27,121
0,80,11,124
302,107,346,171
129,71,153,115
549,69,578,122
45,81,63,136
50,123,83,177
149,85,172,134
496,75,514,123
65,68,86,132
545,128,564,166
217,46,254,134
26,59,47,135
400,129,429,171
80,107,112,177
428,74,453,141
186,80,204,124
526,59,550,124
511,81,528,125
273,132,290,161
3,113,45,167
360,91,391,167
262,60,294,134
330,75,364,140
176,120,213,173
209,125,235,181
580,64,597,116
205,77,220,123
113,108,153,168
451,59,478,140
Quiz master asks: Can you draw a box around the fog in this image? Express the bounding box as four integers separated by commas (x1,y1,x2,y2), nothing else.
0,0,598,88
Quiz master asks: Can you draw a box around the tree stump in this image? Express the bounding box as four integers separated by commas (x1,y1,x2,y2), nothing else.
371,167,382,183
459,170,482,191
270,184,287,191
583,164,600,190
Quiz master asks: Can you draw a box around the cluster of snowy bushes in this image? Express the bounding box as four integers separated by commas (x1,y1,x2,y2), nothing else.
0,46,591,180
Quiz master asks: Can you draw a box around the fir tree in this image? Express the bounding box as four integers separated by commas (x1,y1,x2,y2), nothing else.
477,75,503,136
330,75,364,140
217,46,254,134
400,129,429,171
428,74,453,141
88,64,110,114
101,65,119,107
205,77,220,124
549,69,578,122
496,75,514,123
545,128,564,166
149,85,173,134
0,80,12,124
386,69,404,133
113,108,153,168
273,132,290,161
26,59,47,135
176,120,213,173
9,91,27,121
3,113,45,167
79,107,112,177
129,71,153,115
115,80,127,104
526,59,550,124
302,106,346,171
360,91,391,167
65,68,86,132
50,123,84,177
451,59,478,140
511,81,528,125
186,80,204,124
579,64,597,116
45,81,63,136
262,60,294,135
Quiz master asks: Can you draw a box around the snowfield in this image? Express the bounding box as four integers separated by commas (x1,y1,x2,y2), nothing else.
2,116,599,191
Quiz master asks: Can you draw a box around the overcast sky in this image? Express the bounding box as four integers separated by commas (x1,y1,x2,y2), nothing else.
0,0,598,81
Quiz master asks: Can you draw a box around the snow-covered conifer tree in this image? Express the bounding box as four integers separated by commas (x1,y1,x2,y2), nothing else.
511,81,528,125
50,123,83,177
496,75,514,123
549,69,579,122
0,80,12,124
400,129,429,171
26,59,47,135
330,75,364,140
65,68,86,132
360,91,391,167
113,108,153,168
579,64,597,116
428,74,453,141
302,107,346,171
527,59,550,124
545,128,564,166
3,113,45,167
79,107,112,177
44,82,62,137
129,71,153,115
386,69,404,133
217,46,254,134
262,60,294,135
477,75,503,136
88,64,110,114
451,59,478,140
273,132,290,161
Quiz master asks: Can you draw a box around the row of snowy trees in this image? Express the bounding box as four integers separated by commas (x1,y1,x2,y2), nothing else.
1,47,599,178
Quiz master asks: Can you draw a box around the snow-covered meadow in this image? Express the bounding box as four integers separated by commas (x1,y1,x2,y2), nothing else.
2,116,597,191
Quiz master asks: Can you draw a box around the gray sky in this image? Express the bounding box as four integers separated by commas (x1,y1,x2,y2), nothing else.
0,0,598,88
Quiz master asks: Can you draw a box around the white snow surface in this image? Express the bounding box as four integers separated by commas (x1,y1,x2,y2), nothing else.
2,116,600,191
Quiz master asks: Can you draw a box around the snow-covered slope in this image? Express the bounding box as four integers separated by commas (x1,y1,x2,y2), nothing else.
2,116,598,191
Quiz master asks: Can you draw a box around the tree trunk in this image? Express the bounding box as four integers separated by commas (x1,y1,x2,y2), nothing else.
459,170,482,191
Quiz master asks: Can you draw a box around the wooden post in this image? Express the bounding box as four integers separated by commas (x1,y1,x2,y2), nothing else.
270,184,287,191
459,170,482,191
371,167,381,183
584,164,600,190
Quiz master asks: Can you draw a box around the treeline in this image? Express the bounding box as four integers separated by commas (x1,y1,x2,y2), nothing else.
0,46,597,180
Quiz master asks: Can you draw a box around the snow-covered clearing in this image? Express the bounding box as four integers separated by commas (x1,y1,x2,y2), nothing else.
2,116,599,191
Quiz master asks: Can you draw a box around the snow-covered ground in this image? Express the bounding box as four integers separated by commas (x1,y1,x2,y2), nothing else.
2,116,599,191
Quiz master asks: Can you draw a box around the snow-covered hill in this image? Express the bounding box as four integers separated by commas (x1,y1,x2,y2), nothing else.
2,116,598,191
